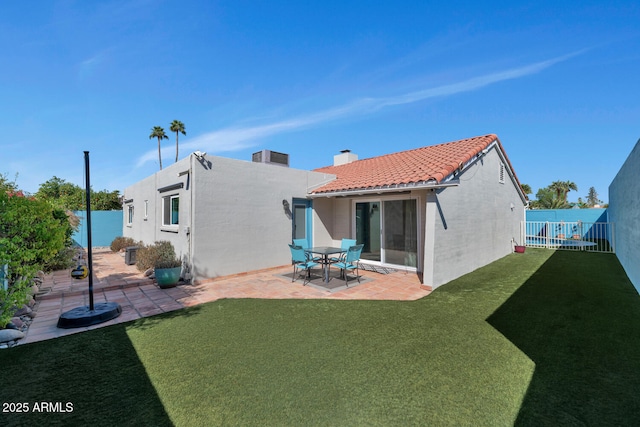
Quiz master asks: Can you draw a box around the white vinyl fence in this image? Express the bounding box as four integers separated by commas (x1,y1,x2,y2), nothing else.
521,221,615,253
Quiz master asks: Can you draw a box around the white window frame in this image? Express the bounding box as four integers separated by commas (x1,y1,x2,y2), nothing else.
350,194,421,271
144,200,149,220
162,194,179,228
499,162,506,184
126,205,134,226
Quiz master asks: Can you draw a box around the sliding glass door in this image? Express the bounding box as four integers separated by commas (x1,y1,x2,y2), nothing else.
355,198,418,268
355,202,381,261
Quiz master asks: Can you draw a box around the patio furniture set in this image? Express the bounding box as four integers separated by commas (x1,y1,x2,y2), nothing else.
288,239,364,286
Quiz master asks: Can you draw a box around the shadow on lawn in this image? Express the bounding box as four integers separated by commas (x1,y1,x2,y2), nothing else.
0,322,176,427
127,303,203,331
487,250,640,425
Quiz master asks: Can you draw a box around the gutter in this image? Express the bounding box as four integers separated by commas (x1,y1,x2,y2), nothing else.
307,180,460,198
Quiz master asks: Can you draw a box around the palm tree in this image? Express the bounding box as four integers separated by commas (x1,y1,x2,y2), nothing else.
550,180,578,203
149,126,169,170
531,187,570,209
169,120,186,163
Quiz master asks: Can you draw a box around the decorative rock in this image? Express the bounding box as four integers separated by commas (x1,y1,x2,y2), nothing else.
13,305,33,318
10,317,24,329
27,297,36,308
0,329,25,343
144,268,154,277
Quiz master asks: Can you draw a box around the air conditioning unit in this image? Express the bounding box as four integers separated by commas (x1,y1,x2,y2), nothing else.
252,150,289,167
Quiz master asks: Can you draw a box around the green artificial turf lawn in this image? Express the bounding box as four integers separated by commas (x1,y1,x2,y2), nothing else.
1,249,639,426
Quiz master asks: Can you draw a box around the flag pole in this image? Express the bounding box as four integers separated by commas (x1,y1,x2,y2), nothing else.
57,151,121,328
84,151,95,311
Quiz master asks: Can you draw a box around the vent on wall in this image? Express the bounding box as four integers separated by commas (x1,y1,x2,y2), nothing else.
252,150,289,167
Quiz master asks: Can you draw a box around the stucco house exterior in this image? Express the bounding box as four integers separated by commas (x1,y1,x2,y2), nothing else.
122,133,526,290
608,138,640,293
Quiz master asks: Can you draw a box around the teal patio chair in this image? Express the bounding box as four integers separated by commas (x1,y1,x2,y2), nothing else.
331,244,364,287
330,238,357,263
288,244,319,285
293,238,321,262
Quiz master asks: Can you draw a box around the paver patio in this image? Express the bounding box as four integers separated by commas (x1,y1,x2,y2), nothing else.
21,248,430,345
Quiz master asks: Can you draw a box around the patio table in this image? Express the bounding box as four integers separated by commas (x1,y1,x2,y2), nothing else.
304,246,346,283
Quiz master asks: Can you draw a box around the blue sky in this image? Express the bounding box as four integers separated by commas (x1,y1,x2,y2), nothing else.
1,1,638,203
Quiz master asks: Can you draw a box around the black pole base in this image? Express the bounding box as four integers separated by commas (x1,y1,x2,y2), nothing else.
57,302,122,329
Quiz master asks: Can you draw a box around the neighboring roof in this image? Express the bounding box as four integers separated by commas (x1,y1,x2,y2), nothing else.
311,134,522,196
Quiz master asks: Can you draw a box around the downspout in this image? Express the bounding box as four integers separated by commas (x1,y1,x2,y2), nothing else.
187,153,194,282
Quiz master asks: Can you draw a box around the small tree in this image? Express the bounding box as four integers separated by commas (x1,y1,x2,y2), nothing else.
36,176,84,210
586,187,602,207
36,176,122,212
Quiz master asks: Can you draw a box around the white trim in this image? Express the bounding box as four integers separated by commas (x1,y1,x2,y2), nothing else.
309,181,459,198
126,204,134,227
350,194,422,271
161,194,180,228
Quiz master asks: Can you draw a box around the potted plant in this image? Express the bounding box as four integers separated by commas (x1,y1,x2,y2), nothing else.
512,238,526,253
152,241,182,288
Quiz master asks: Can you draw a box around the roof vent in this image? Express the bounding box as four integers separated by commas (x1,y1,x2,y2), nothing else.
252,150,289,167
334,149,358,166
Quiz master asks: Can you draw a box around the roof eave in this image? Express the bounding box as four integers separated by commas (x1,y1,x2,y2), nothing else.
308,180,460,198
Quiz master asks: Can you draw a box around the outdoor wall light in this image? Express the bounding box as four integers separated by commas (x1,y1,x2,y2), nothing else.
282,199,292,219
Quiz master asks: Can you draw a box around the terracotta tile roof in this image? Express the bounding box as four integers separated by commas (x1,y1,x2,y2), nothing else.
311,134,517,194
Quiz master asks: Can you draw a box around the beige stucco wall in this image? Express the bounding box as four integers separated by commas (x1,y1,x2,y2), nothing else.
311,197,352,247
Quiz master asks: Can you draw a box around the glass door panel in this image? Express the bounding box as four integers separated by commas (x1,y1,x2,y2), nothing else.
292,199,312,246
293,205,307,240
383,200,418,267
356,202,381,261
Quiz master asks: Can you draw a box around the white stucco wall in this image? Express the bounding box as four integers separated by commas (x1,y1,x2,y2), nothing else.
308,147,524,290
124,154,334,281
122,157,194,273
427,145,526,288
189,156,331,280
608,139,640,293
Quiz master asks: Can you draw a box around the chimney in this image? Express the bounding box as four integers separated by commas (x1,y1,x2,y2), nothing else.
334,149,358,166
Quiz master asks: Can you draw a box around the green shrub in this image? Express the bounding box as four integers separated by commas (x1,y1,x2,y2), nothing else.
0,190,73,327
110,236,139,253
0,276,32,328
42,246,78,272
135,241,181,272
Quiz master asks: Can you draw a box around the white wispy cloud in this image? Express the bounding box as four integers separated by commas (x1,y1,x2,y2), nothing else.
135,51,584,168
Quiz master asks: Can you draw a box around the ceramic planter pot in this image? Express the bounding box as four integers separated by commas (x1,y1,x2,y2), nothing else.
155,266,181,288
514,245,526,253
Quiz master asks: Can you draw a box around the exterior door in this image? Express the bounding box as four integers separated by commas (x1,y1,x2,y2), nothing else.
355,198,418,268
292,199,312,246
